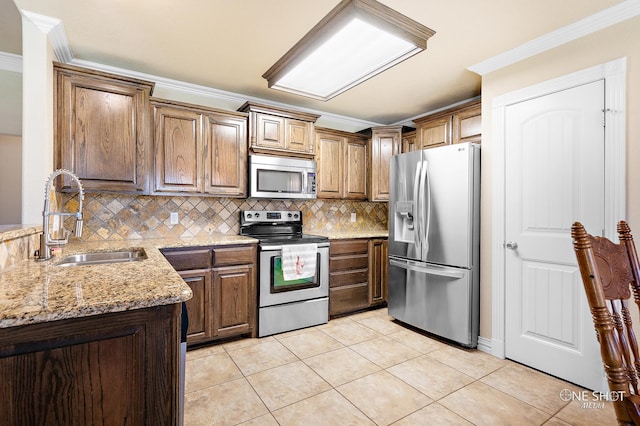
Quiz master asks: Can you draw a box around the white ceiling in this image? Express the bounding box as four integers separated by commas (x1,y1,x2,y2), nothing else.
0,0,625,134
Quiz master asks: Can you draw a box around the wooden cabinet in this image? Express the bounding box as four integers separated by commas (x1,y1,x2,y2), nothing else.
54,62,154,193
368,126,402,202
152,98,248,197
401,130,417,153
161,244,257,345
329,239,370,316
416,116,450,149
452,101,482,144
329,237,390,316
212,245,257,338
0,304,181,424
315,127,367,200
369,239,388,307
239,102,320,158
413,99,481,150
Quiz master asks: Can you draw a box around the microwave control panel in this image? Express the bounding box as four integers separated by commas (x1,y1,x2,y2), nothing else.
307,172,316,193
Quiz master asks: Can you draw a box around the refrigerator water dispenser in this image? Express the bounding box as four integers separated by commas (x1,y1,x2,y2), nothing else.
394,200,415,243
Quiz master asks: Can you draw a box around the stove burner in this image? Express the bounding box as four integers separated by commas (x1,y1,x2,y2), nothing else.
239,210,328,246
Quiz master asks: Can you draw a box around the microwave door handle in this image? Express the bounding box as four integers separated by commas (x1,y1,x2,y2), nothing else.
302,171,307,194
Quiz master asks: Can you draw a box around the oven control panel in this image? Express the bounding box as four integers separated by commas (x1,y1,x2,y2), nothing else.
241,210,301,224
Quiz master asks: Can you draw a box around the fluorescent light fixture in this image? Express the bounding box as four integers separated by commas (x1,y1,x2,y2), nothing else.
262,0,435,101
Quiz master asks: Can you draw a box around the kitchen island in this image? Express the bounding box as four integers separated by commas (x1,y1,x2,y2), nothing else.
0,232,255,425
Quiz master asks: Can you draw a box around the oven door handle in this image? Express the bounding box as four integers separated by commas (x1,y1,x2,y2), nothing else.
259,243,330,250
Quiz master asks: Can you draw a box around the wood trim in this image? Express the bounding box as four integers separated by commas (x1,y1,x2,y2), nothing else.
238,101,320,123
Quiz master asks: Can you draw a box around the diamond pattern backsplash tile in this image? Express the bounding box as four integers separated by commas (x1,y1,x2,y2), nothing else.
63,194,388,241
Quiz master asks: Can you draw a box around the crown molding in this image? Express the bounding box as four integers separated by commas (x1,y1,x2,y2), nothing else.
0,52,22,73
468,0,640,76
71,58,383,131
19,10,73,63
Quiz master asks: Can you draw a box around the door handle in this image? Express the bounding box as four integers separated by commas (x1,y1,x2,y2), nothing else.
505,242,518,250
389,258,465,279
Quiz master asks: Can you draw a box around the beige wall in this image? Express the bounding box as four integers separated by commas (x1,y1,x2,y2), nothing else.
478,16,640,339
20,14,56,225
0,134,22,224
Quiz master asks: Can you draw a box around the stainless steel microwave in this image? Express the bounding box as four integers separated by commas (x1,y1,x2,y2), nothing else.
249,154,317,199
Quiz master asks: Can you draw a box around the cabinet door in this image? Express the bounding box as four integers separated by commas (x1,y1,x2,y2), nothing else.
153,105,202,193
286,118,313,153
203,113,247,197
179,269,213,345
344,138,367,200
453,102,481,144
55,65,152,193
369,239,388,306
402,131,417,153
369,128,401,202
418,116,450,149
212,264,255,338
316,132,344,199
255,113,285,150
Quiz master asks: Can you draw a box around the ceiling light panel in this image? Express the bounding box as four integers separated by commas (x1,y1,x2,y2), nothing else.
263,0,435,101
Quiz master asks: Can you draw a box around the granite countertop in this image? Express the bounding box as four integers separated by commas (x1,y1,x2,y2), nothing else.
312,230,389,239
0,224,41,242
0,234,258,329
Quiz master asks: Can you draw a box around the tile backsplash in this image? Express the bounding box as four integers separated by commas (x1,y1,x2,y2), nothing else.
62,194,388,241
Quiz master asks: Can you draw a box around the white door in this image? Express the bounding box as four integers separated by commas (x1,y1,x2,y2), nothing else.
504,80,605,391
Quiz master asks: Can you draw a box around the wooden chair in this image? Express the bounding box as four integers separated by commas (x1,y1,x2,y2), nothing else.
572,221,640,424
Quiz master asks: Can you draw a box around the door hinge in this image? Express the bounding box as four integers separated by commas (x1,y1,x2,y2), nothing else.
602,108,612,127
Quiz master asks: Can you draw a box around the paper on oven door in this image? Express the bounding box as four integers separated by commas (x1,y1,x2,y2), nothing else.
281,243,317,281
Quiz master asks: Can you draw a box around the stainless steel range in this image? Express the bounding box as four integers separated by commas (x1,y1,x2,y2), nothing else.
240,210,329,337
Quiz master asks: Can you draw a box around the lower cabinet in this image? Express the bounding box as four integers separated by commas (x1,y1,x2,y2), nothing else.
329,238,388,317
0,304,181,424
162,244,257,345
369,238,388,307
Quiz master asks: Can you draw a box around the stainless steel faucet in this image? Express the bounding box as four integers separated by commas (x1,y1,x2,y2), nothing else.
37,169,85,261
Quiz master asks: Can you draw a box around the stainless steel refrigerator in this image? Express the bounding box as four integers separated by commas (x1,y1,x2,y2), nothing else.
388,142,480,348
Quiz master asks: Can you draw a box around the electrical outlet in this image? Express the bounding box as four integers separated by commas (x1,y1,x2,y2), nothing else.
351,213,357,222
170,212,179,225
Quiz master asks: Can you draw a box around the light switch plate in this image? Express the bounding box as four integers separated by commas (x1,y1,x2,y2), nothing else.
170,212,179,225
351,213,356,222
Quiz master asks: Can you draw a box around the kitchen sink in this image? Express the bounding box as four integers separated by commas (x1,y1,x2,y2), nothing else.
56,248,147,267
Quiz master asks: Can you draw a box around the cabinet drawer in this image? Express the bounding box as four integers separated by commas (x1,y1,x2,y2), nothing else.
330,283,369,316
162,249,211,271
330,269,368,288
330,254,368,271
330,240,369,256
213,245,256,266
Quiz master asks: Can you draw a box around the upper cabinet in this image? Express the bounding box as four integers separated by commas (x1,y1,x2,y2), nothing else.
368,126,402,202
238,102,320,159
54,62,154,193
412,99,481,151
452,101,482,144
315,128,367,200
401,130,417,153
152,98,248,197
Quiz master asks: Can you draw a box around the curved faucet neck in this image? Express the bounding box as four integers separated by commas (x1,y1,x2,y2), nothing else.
37,169,85,261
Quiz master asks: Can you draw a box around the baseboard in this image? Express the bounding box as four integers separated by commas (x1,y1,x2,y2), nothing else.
477,336,492,355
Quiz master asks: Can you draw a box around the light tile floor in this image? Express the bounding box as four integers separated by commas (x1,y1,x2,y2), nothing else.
184,308,617,426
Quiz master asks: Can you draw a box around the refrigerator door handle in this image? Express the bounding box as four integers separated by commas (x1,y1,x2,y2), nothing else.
419,160,431,260
389,258,466,279
413,161,423,256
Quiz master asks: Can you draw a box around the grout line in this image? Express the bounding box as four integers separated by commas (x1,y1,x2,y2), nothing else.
184,307,588,425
